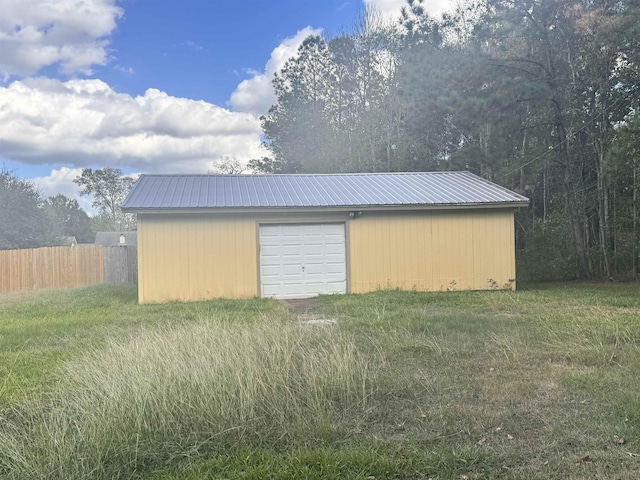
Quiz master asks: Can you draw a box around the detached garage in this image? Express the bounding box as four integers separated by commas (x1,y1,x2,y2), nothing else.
122,172,528,304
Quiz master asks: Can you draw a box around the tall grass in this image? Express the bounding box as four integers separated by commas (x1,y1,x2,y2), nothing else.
0,315,379,480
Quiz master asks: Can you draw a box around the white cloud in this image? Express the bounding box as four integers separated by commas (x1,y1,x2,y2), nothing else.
30,167,94,213
180,40,204,52
363,0,456,23
0,0,122,78
114,65,134,75
0,78,265,173
228,26,323,115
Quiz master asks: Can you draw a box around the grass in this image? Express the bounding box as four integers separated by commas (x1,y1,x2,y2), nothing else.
2,318,378,479
0,286,275,405
1,282,639,479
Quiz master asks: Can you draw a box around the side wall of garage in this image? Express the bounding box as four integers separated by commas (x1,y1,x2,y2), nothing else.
348,209,516,293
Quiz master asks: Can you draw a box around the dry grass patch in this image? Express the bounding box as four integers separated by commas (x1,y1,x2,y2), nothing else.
0,315,380,480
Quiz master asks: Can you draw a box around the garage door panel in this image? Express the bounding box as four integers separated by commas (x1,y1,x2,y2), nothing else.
259,228,282,239
283,265,303,275
325,264,346,275
302,281,346,294
302,266,323,275
302,282,330,290
278,226,300,235
261,245,286,255
261,265,282,275
323,233,345,240
259,223,347,299
262,284,304,297
280,247,302,256
302,264,345,275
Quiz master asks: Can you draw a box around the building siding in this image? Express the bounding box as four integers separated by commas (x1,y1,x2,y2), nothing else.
348,209,515,293
138,214,258,303
137,208,516,303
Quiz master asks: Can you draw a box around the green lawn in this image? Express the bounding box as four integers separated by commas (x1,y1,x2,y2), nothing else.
1,283,639,479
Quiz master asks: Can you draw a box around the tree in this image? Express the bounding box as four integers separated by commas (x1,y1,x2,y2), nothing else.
210,156,247,174
608,113,640,278
248,0,640,280
248,156,283,173
259,35,336,173
0,171,51,249
483,0,640,279
44,194,94,243
74,168,136,231
255,12,405,174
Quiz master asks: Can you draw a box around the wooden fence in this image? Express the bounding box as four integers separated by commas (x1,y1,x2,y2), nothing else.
104,246,138,284
0,245,138,294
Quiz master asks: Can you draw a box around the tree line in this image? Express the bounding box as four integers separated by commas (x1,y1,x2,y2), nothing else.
0,168,135,250
250,0,640,281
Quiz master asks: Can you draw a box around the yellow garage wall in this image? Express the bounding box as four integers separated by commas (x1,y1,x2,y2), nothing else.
348,209,516,293
137,208,516,303
137,214,258,303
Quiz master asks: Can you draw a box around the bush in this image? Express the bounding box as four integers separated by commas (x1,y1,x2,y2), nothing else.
0,316,379,480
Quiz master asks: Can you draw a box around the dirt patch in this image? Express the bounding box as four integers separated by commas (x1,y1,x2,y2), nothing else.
279,297,320,312
279,298,337,325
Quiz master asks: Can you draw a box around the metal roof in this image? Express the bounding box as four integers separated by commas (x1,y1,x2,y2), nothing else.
121,171,529,211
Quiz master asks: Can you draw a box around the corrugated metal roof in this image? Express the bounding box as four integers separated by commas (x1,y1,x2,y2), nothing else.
121,172,529,211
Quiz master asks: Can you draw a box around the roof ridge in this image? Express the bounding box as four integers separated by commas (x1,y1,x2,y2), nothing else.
137,171,467,177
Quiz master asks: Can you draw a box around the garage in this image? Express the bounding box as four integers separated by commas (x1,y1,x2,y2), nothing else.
122,172,529,304
259,223,346,299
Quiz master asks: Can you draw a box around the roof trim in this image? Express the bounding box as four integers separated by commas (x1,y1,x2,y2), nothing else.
124,202,528,215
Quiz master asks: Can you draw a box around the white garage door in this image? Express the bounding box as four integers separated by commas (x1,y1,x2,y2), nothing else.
259,223,347,299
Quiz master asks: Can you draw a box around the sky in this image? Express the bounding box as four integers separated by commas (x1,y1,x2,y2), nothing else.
0,0,454,212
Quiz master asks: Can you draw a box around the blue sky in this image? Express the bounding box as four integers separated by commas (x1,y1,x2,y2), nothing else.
0,0,452,210
99,1,363,105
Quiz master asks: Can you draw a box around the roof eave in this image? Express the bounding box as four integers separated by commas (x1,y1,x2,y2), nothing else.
122,201,529,215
